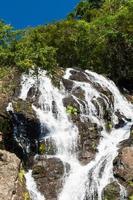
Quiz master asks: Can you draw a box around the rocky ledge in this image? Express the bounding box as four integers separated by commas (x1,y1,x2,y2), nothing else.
0,150,29,200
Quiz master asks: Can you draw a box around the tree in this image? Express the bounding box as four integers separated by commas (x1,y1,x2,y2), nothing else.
68,0,104,22
0,20,15,66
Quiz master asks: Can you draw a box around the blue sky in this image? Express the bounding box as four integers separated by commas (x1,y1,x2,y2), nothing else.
0,0,79,29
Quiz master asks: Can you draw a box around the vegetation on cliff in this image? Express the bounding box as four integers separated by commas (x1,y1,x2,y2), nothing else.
0,0,133,88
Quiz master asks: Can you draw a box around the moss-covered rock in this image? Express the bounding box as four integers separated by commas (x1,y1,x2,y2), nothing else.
103,182,120,200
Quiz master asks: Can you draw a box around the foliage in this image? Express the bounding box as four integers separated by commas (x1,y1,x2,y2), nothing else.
23,192,30,200
66,105,78,115
131,129,133,135
39,143,46,154
129,195,133,200
128,180,133,187
14,31,57,71
68,0,104,22
18,169,25,183
105,122,112,132
0,0,132,89
0,66,12,79
0,20,15,66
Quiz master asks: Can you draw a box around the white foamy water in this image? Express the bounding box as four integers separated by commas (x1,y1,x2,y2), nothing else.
25,170,45,200
19,70,37,101
18,68,133,200
6,102,14,112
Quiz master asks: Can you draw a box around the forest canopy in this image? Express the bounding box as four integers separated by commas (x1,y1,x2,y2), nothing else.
0,0,133,89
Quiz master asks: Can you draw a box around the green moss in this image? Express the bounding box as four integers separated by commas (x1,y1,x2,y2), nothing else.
13,101,33,116
0,118,10,133
0,67,19,97
128,181,133,187
105,122,112,132
103,182,120,200
23,192,30,200
0,67,11,79
130,129,133,136
39,143,46,154
50,66,64,88
18,169,25,184
129,195,133,200
92,141,97,150
1,83,16,95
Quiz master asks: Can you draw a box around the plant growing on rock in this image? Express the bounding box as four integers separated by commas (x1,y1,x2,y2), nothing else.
66,105,78,115
105,122,113,132
39,143,46,154
128,180,133,187
129,195,133,200
18,169,25,184
23,192,30,200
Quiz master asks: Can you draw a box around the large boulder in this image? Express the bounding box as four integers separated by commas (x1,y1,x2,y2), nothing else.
113,146,133,197
0,150,28,200
32,156,65,200
114,146,133,181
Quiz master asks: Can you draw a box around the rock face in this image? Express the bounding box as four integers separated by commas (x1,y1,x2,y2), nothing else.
114,146,133,181
0,150,20,200
0,68,21,155
75,117,100,164
32,156,64,200
113,146,133,197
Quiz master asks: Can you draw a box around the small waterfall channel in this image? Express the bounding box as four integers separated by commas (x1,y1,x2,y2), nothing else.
7,68,133,200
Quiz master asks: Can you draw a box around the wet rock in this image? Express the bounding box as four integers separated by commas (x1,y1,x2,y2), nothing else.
62,71,103,164
115,110,131,129
96,96,112,125
63,96,80,112
62,78,74,92
126,94,133,104
5,110,41,161
76,119,100,164
12,99,36,120
118,125,133,148
27,86,37,99
72,86,85,100
69,70,91,83
32,157,64,200
93,82,114,106
38,138,57,157
102,182,120,200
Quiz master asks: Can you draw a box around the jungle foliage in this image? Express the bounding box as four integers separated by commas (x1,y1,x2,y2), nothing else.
0,0,133,88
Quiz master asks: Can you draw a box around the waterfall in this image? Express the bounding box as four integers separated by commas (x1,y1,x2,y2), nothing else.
15,68,133,200
25,170,45,200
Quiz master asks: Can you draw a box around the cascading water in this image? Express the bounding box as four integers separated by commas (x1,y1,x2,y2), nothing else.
25,170,45,200
15,68,133,200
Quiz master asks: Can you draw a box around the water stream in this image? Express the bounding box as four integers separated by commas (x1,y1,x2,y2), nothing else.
15,68,133,200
